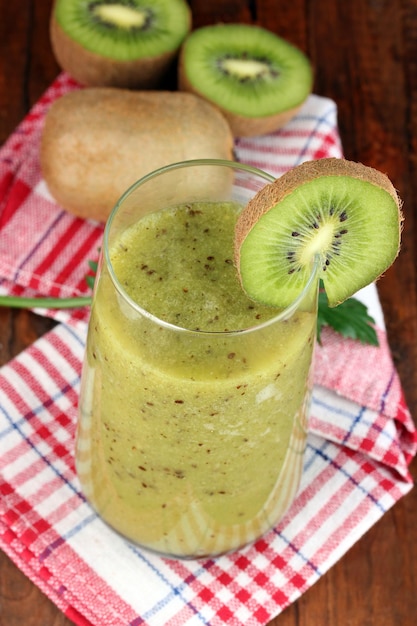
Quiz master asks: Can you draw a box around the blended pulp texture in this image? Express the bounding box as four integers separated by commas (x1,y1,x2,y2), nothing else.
76,202,317,557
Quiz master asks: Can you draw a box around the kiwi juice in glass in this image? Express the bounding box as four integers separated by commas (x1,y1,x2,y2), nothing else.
76,160,319,558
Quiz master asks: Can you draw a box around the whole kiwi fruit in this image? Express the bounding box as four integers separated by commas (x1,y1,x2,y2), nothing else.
40,88,235,222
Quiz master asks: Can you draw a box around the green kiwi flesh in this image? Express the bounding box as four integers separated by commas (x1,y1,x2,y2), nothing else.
235,158,402,308
54,0,190,59
178,23,313,136
51,0,191,87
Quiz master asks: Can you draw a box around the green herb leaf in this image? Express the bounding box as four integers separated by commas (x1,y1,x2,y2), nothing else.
317,281,379,346
85,256,99,290
0,255,98,311
0,294,92,309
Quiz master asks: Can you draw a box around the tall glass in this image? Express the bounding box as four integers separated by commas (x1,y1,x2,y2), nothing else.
76,159,319,559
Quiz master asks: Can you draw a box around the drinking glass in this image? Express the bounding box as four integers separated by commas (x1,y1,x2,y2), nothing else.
76,159,319,558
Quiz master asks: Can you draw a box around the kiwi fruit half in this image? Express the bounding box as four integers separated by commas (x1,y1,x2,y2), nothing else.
51,0,191,88
235,158,403,308
178,23,313,137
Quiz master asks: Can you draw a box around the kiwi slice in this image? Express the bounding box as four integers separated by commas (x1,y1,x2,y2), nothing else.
51,0,191,88
178,23,313,137
235,158,403,308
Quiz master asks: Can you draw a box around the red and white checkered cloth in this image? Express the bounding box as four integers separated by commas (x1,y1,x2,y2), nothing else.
1,74,416,626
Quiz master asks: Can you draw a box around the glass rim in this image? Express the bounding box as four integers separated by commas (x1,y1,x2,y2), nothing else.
103,158,320,336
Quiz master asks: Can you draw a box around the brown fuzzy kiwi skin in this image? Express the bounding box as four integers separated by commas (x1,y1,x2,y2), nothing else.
50,8,191,89
178,53,305,138
234,157,403,273
40,88,234,222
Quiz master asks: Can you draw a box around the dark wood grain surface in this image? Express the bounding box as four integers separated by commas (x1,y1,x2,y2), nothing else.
1,1,416,625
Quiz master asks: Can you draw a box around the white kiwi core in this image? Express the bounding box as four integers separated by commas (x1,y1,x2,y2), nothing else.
221,58,273,80
93,4,148,29
298,221,335,265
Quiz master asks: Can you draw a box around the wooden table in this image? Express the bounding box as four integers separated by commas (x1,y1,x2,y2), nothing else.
1,1,416,624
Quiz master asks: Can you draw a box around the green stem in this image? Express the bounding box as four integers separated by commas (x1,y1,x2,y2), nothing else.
0,295,92,309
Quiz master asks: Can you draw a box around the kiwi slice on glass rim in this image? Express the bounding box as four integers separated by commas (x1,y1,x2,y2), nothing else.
178,23,313,137
50,0,191,88
235,158,403,308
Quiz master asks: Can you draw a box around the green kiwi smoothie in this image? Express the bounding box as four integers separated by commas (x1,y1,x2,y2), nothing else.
76,201,317,557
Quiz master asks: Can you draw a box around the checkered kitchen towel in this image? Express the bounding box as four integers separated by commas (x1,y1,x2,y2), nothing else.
0,74,416,626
